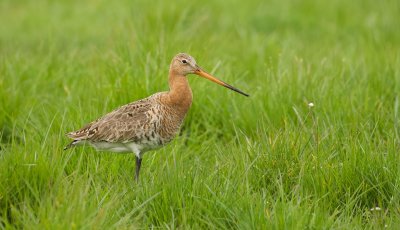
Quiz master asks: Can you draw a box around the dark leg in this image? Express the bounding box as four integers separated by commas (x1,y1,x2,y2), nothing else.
135,156,142,182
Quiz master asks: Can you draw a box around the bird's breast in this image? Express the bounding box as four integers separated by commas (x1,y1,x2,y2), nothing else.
156,103,188,144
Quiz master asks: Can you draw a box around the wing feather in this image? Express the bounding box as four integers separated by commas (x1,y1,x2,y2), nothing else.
66,93,162,142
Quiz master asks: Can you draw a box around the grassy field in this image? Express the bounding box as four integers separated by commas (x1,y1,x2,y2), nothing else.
1,0,399,228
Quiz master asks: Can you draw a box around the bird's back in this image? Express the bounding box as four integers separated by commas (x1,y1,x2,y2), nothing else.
65,92,187,153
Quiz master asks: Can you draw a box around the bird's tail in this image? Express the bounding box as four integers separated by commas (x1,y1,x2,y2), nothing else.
63,140,79,150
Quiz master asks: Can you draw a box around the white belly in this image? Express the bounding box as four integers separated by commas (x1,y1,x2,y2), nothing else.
90,142,133,153
88,141,162,158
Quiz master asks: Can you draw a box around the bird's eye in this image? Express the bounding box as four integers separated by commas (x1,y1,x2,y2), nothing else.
181,59,187,64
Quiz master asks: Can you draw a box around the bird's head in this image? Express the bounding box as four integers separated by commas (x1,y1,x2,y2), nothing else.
170,53,249,97
170,53,198,75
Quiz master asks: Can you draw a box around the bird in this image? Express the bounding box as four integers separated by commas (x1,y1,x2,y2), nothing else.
64,53,249,181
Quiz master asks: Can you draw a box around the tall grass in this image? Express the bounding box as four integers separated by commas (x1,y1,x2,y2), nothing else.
1,0,399,228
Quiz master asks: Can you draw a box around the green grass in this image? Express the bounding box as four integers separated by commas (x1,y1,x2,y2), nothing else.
1,0,399,228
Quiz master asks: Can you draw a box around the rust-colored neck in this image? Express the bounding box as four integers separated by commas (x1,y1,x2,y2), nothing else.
165,69,193,112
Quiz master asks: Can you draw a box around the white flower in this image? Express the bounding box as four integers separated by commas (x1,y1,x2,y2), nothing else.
308,102,314,108
370,207,382,211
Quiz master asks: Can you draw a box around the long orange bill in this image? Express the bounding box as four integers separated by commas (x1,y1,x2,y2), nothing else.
194,66,249,97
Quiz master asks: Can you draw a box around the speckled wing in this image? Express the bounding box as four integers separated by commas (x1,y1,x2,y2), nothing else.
66,95,160,144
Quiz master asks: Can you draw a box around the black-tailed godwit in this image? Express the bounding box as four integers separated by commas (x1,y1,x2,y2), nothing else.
65,53,249,181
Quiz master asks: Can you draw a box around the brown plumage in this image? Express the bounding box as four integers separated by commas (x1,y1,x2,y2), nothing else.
65,53,249,181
